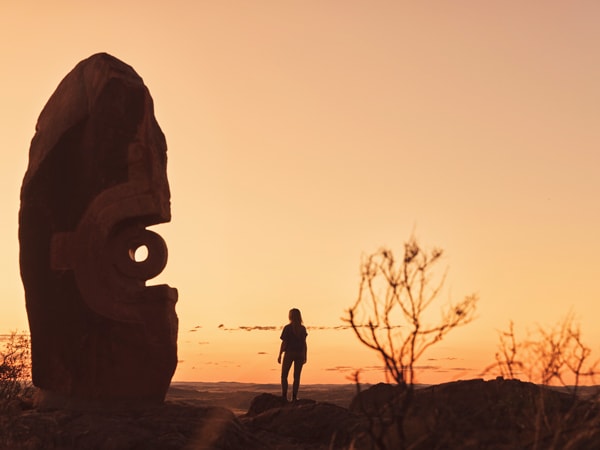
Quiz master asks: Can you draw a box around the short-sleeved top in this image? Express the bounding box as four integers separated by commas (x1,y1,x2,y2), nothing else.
280,324,307,353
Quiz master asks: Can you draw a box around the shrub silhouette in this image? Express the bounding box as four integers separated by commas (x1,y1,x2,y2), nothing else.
0,331,32,414
484,314,600,450
345,236,478,449
487,312,598,389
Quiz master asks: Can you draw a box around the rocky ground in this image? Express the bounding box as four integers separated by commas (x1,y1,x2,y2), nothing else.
1,379,600,449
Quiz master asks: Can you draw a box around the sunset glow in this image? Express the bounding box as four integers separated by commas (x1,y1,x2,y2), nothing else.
1,2,599,386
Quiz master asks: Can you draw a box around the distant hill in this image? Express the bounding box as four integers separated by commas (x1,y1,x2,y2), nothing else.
167,381,361,414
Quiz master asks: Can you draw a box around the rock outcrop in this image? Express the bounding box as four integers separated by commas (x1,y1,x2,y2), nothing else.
1,404,263,450
3,381,600,449
19,53,178,409
348,378,600,449
241,393,369,449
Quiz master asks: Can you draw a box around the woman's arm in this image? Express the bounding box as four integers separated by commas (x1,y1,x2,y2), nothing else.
277,340,286,364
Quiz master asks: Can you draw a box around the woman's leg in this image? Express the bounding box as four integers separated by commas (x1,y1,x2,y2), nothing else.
292,355,304,400
281,352,293,400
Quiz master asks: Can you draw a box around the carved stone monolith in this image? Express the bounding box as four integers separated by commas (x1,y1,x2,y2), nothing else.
19,53,178,409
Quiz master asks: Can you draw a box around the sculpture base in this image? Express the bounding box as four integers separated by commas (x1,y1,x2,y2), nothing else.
34,388,165,412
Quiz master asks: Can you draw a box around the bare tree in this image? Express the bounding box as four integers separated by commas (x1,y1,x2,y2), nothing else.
486,312,598,389
485,314,600,450
344,237,478,449
346,237,478,386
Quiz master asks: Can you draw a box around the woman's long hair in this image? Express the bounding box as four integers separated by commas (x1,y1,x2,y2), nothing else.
289,308,303,336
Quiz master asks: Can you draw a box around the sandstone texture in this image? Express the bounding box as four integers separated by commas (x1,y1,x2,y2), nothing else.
19,53,178,408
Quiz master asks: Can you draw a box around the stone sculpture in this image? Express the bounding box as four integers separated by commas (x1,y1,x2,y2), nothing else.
19,53,178,409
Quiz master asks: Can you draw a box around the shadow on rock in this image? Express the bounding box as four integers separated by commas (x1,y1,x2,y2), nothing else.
0,403,263,450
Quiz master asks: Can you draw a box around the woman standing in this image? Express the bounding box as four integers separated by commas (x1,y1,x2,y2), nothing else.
277,308,308,402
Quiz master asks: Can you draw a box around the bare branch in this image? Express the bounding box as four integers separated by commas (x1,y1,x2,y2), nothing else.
484,313,598,389
344,236,478,387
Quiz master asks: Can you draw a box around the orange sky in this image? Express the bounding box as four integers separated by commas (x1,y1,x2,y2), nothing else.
1,1,599,385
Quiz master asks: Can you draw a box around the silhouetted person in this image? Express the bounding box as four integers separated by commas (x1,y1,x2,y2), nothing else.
277,308,308,402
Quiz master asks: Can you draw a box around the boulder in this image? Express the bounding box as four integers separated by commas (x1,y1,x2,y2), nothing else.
242,393,368,448
245,393,289,417
19,53,178,409
349,382,406,415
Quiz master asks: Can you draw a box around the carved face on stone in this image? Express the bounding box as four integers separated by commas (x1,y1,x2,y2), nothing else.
19,53,178,406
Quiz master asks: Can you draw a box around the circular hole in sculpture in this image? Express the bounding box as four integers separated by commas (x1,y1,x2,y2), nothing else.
129,244,149,263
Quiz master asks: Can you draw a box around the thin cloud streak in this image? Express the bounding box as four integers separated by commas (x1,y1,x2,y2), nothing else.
213,324,402,332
